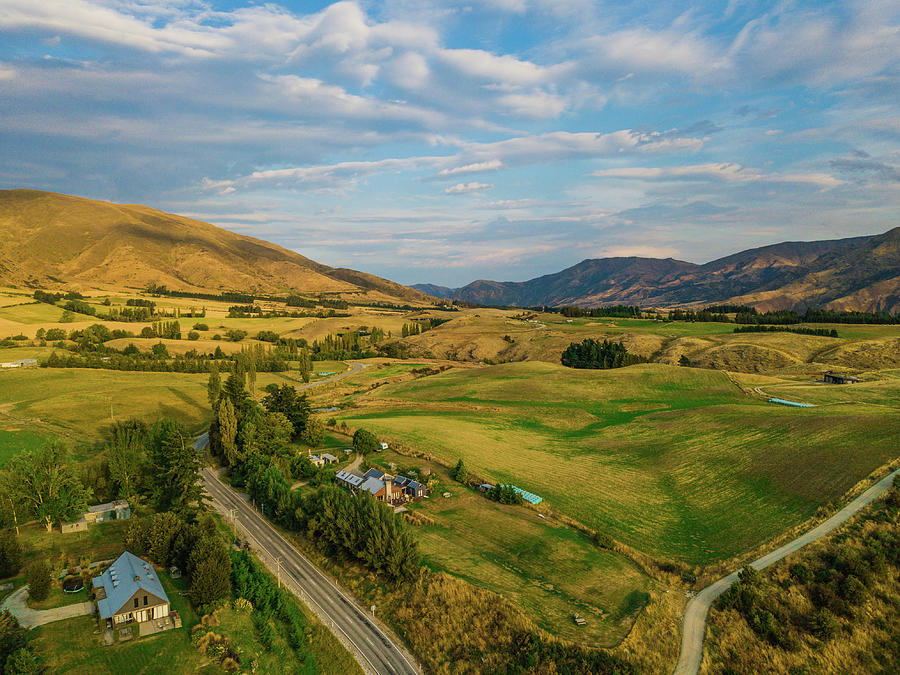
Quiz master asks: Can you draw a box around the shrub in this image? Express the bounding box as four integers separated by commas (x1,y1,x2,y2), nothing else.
809,608,839,640
0,531,23,579
225,329,247,342
187,331,200,341
193,323,209,331
25,560,51,602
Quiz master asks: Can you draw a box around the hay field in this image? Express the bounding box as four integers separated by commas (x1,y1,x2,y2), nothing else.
337,362,900,564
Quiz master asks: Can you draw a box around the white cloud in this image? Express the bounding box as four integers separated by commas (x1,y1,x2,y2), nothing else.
592,163,843,188
438,159,503,176
445,182,492,194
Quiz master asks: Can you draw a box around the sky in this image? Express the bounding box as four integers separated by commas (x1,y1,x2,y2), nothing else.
1,1,899,287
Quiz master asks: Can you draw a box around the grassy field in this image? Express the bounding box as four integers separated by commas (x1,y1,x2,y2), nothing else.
0,368,210,443
0,428,50,464
0,302,70,324
366,450,651,646
338,361,900,564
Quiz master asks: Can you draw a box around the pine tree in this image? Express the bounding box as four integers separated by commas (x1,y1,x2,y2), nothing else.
451,459,468,483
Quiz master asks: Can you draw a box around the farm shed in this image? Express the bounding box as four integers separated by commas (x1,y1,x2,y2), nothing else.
823,372,860,384
505,485,543,504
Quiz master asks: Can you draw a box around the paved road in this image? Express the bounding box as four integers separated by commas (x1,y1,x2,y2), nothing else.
673,465,900,675
195,360,419,675
1,586,94,629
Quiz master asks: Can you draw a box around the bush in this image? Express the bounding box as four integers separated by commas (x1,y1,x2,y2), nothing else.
0,532,23,579
809,608,839,640
193,323,209,331
187,331,200,341
25,560,51,602
225,330,247,342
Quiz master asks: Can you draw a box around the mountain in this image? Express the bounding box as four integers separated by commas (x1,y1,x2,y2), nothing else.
428,229,900,312
410,283,455,299
0,189,430,302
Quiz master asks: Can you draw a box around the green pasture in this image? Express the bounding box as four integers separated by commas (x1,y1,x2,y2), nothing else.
339,362,900,564
0,368,210,443
0,428,50,464
377,449,651,646
0,302,68,324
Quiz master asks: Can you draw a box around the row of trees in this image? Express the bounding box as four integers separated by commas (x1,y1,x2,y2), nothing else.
125,512,231,611
561,339,648,370
733,325,839,338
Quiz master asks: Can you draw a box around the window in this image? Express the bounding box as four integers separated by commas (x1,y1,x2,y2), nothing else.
143,596,148,606
133,598,139,608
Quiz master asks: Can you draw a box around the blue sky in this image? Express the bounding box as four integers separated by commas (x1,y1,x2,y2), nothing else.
1,1,899,286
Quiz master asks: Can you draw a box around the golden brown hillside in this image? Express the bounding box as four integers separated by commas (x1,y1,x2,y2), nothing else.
0,189,430,301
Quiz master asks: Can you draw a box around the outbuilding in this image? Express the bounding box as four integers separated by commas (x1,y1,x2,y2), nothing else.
824,372,860,384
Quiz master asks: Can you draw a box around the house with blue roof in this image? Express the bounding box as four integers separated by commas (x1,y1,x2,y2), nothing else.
92,551,176,631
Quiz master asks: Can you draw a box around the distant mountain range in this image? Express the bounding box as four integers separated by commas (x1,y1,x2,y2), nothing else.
0,189,429,302
413,228,900,313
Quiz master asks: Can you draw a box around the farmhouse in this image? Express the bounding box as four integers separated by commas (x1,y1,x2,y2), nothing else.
824,372,860,384
92,551,180,632
320,453,338,464
336,467,426,504
61,500,131,533
0,358,37,369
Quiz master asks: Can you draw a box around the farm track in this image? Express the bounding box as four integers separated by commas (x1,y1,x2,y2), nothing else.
673,464,900,675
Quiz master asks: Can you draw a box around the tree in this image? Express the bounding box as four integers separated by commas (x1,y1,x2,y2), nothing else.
301,416,325,448
352,429,379,455
106,419,147,501
223,372,249,416
187,534,232,610
217,398,239,468
261,384,310,439
151,342,169,358
25,560,50,602
3,442,91,531
147,420,204,516
0,612,26,670
450,459,468,483
678,354,691,367
0,532,23,579
4,647,43,675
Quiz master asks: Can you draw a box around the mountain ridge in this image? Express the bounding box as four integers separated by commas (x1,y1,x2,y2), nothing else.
413,228,900,312
0,189,431,302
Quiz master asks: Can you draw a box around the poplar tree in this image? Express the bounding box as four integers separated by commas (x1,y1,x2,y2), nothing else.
218,398,239,468
207,364,221,409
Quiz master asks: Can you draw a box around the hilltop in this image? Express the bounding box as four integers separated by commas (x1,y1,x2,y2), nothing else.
415,228,900,312
0,189,430,302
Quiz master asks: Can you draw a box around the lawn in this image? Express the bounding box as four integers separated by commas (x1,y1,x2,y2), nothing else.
17,519,130,568
27,585,88,610
32,571,206,675
366,450,651,646
338,361,900,564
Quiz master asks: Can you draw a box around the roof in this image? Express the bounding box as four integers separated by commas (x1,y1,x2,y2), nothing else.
360,477,386,495
393,476,410,487
87,500,129,514
363,468,385,480
406,480,423,492
335,469,364,487
321,453,337,460
503,485,543,504
92,551,169,619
